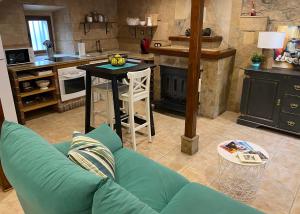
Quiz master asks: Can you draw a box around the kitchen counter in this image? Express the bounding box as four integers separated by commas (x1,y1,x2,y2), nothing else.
7,51,154,72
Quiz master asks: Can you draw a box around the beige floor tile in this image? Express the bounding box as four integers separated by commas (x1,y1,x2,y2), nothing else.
291,187,300,214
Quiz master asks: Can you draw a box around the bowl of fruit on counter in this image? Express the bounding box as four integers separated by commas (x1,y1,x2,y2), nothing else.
108,54,127,66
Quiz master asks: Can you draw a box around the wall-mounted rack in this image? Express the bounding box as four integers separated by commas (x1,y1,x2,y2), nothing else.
80,21,116,35
128,25,158,38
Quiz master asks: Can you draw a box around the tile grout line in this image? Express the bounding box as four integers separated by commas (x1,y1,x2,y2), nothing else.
289,183,300,214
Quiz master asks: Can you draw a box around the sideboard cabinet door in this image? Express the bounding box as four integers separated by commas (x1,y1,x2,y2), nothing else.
240,76,281,127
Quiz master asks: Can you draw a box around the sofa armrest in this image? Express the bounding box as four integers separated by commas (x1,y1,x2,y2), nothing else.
92,179,158,214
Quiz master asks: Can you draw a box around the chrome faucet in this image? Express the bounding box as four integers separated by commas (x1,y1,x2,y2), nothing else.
96,40,103,52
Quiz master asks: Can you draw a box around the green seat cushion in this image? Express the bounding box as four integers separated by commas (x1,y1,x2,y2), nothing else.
92,179,158,214
114,148,188,212
161,183,263,214
68,132,115,179
0,121,103,214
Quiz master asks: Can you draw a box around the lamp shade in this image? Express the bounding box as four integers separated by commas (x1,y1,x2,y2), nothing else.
257,32,286,49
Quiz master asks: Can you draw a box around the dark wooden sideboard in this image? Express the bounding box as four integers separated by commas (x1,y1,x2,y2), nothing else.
237,67,300,136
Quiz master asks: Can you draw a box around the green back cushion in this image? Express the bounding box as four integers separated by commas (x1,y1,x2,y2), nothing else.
161,183,262,214
86,124,123,153
68,132,115,179
114,148,189,212
92,179,158,214
53,124,123,157
0,121,103,214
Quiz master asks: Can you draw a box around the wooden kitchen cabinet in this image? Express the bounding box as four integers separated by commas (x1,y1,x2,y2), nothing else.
238,67,300,136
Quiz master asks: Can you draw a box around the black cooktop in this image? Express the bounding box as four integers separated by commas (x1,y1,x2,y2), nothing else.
46,56,80,62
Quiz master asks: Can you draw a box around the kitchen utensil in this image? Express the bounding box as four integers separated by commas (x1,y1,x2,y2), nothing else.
202,28,212,36
86,15,93,23
78,42,86,57
98,14,105,22
141,38,150,54
92,11,99,22
36,80,50,90
146,17,152,26
140,21,146,26
185,28,191,37
127,18,140,26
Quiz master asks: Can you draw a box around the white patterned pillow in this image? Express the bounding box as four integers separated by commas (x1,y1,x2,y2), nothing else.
68,132,115,179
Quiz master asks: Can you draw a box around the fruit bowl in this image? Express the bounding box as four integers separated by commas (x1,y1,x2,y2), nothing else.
109,54,127,67
36,80,50,90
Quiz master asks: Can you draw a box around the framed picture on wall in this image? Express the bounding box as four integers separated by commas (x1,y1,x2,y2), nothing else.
274,26,300,69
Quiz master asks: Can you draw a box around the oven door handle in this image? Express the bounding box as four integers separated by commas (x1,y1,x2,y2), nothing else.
61,73,85,79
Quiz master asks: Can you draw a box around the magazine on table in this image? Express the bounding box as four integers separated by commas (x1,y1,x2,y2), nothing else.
221,140,268,161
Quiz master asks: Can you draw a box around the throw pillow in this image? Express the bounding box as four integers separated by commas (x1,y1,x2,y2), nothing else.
68,132,115,179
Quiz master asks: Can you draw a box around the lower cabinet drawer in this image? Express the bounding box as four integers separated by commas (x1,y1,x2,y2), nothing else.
279,113,300,133
286,77,300,96
282,95,300,115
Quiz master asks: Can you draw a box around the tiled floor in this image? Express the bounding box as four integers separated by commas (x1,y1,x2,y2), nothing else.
0,104,300,214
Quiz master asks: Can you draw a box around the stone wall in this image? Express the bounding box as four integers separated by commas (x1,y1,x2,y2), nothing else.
241,0,300,27
117,0,240,52
0,0,29,48
227,0,300,112
0,0,118,53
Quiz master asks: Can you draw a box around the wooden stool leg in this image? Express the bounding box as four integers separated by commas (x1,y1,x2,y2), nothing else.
0,162,12,192
145,97,152,143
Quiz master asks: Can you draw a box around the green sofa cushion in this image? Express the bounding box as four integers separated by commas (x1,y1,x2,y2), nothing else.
86,124,123,153
53,124,123,156
0,121,103,214
114,148,188,212
92,179,158,214
53,142,70,155
160,183,262,214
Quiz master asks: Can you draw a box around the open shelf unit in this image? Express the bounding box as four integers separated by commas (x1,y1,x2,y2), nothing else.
80,21,116,35
8,67,60,124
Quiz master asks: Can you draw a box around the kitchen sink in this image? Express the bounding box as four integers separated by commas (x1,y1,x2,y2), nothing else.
45,56,80,62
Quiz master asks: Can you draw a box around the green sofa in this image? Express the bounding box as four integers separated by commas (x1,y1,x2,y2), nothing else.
0,121,262,214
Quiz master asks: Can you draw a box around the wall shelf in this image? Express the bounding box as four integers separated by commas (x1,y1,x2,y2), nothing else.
18,73,54,82
23,99,58,113
80,21,116,35
128,25,158,38
20,87,56,98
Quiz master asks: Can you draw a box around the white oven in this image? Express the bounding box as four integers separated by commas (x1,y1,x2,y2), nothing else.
58,67,86,102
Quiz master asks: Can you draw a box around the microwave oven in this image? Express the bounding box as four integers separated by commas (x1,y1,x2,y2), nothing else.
4,47,34,66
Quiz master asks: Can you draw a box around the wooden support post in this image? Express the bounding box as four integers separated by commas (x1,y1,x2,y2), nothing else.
0,100,13,191
181,0,205,155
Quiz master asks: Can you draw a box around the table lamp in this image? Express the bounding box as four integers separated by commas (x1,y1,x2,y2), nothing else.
257,32,286,69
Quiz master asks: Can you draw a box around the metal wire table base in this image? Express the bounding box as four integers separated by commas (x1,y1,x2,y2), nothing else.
218,155,267,202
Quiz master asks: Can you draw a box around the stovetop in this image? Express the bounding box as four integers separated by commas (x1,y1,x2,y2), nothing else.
46,56,80,62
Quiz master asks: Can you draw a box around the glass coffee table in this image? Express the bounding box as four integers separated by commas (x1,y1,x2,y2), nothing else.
217,140,269,202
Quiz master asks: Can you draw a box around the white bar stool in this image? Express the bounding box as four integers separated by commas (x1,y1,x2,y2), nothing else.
119,68,152,151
